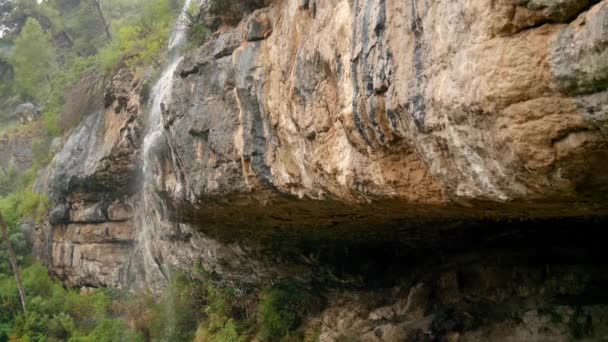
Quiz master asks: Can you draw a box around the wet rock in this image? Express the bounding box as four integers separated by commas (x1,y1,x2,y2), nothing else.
525,0,594,22
49,137,62,155
0,132,35,172
200,0,267,29
34,68,144,288
369,306,396,321
50,223,135,288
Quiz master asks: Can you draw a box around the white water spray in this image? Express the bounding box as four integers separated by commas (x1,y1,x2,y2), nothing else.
168,0,197,51
138,0,199,288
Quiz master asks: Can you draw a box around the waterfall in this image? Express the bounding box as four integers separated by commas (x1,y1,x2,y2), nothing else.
143,0,197,171
141,57,181,179
168,0,197,51
137,0,199,289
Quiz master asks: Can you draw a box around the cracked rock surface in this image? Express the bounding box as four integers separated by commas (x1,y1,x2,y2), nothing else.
34,0,608,307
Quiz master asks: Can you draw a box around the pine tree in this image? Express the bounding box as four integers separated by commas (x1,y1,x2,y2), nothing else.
9,17,57,102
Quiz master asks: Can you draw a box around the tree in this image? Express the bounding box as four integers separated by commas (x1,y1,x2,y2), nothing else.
8,17,57,101
92,0,111,40
0,213,27,315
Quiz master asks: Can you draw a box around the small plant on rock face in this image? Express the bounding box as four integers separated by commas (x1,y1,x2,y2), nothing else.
194,284,244,342
258,282,314,341
183,2,210,50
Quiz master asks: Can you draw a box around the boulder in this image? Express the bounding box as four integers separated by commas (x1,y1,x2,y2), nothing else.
13,102,41,124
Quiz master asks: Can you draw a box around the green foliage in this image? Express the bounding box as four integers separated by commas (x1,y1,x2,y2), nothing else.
0,224,27,276
10,0,63,33
0,163,19,196
0,57,18,125
0,255,317,341
183,1,210,51
60,1,109,56
77,318,145,342
97,0,176,71
149,272,207,341
8,18,57,102
0,263,145,341
196,284,247,342
43,54,102,136
0,190,49,227
3,0,177,139
258,283,314,341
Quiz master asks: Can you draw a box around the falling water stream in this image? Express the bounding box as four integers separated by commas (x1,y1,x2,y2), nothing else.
143,0,195,167
138,0,198,288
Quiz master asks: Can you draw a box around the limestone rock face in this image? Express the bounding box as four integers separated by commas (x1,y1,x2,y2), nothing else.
162,0,608,234
29,1,608,339
35,0,608,293
46,68,143,203
34,68,144,288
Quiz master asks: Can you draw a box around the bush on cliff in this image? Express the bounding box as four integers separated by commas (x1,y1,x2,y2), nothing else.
0,262,144,342
258,283,315,341
98,0,175,71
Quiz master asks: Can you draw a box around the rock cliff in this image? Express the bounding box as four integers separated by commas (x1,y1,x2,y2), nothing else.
33,0,608,340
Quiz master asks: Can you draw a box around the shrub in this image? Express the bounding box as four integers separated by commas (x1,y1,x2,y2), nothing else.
0,191,50,226
97,0,176,72
76,318,145,342
196,284,248,342
0,163,19,196
0,262,144,341
183,2,210,50
148,272,207,341
258,283,313,341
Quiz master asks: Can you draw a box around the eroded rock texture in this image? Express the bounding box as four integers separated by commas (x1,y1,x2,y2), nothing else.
34,0,608,336
305,242,608,342
34,68,144,288
164,0,608,235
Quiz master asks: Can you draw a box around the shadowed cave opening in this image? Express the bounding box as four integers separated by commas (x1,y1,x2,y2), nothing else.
263,216,608,291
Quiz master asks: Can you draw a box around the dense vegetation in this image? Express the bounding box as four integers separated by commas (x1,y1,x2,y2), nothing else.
3,159,314,342
0,234,316,341
0,0,179,136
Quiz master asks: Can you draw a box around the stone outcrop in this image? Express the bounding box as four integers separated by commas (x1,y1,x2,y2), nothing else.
38,0,608,285
33,0,608,339
34,67,144,288
13,103,42,124
155,0,608,236
304,241,608,342
45,68,143,203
